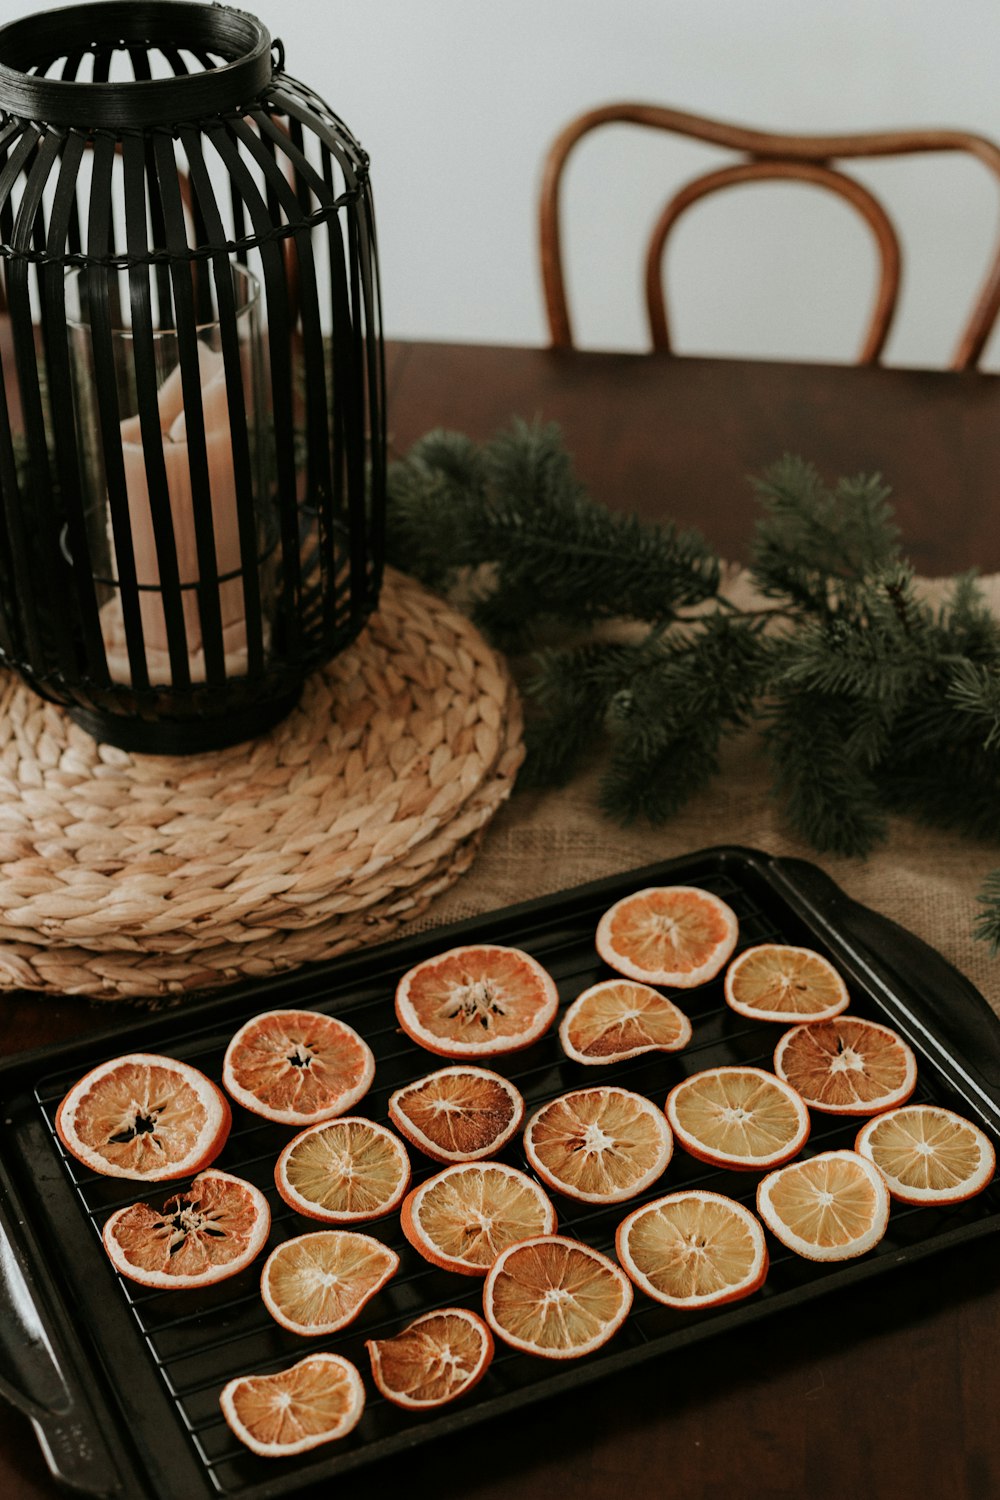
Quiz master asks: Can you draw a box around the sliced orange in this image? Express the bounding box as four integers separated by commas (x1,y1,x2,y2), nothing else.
559,979,692,1065
756,1149,890,1261
220,1352,365,1458
400,1161,557,1276
261,1230,399,1336
394,944,559,1058
523,1086,673,1204
222,1009,375,1126
855,1104,996,1205
275,1117,410,1224
483,1235,633,1359
616,1189,769,1309
102,1168,270,1289
665,1066,810,1171
596,886,738,988
56,1052,231,1181
774,1016,917,1116
366,1308,494,1410
724,944,850,1024
387,1065,525,1163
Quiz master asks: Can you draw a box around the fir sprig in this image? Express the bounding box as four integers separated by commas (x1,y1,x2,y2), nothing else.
386,425,1000,950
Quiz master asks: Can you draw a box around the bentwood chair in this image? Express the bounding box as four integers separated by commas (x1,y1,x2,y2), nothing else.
539,104,1000,367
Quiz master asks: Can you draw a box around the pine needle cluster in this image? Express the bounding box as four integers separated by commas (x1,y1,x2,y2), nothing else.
386,424,1000,949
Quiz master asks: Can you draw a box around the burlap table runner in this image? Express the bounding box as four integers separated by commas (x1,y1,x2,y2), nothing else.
409,570,1000,1019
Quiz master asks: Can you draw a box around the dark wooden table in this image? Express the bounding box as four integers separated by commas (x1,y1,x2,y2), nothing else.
2,341,999,1500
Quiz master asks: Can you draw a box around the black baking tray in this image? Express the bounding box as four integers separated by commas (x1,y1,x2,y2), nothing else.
2,845,1000,1499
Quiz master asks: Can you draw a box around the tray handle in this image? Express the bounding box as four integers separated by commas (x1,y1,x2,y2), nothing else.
0,1194,121,1496
768,854,1000,1125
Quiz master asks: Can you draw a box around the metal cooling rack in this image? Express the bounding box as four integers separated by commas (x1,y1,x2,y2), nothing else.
3,846,1000,1500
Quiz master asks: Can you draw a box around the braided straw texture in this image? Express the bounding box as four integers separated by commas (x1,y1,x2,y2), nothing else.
0,569,523,1001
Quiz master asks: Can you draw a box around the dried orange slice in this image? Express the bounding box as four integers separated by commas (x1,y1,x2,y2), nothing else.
616,1190,769,1309
665,1066,810,1171
596,886,738,988
400,1161,557,1276
855,1104,996,1205
724,944,850,1024
483,1235,633,1359
394,944,559,1058
387,1065,525,1163
220,1352,365,1458
559,979,692,1064
102,1168,270,1289
275,1117,410,1224
774,1016,917,1116
261,1231,399,1336
56,1052,231,1181
523,1086,673,1204
222,1009,375,1126
366,1308,494,1409
756,1149,890,1261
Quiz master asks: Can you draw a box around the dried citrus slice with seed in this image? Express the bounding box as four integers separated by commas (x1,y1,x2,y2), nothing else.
559,979,692,1064
56,1052,231,1182
756,1149,890,1261
774,1016,917,1115
220,1352,365,1457
366,1308,494,1409
855,1104,996,1205
665,1066,810,1171
388,1065,525,1163
102,1168,270,1289
275,1117,410,1224
616,1190,769,1309
596,886,738,988
394,944,559,1058
524,1086,673,1204
222,1009,375,1126
483,1235,633,1359
724,944,850,1024
401,1161,557,1276
261,1231,399,1336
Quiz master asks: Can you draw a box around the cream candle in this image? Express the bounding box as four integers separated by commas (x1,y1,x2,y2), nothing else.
113,342,247,684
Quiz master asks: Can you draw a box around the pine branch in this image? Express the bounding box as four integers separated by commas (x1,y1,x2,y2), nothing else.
975,870,1000,954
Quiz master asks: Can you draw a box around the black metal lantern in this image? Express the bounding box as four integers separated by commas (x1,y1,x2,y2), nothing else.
0,1,385,752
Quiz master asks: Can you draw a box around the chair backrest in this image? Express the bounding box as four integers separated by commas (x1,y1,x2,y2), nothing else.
538,103,1000,368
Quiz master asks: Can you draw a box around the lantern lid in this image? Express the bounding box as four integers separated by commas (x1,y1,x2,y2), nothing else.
0,1,274,129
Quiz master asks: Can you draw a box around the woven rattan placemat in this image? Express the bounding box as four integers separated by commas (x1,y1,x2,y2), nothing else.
0,568,523,1001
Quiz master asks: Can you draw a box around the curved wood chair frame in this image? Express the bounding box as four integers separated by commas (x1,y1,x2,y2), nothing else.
539,103,1000,367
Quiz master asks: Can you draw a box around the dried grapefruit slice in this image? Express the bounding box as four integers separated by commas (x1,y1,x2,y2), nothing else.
220,1352,365,1458
394,944,559,1058
724,944,850,1024
596,886,738,988
756,1149,890,1261
102,1168,270,1289
616,1190,769,1309
401,1161,557,1276
774,1016,917,1116
387,1065,525,1163
261,1231,399,1336
483,1235,633,1359
559,979,692,1064
56,1052,231,1181
275,1117,410,1224
523,1086,673,1204
855,1104,996,1205
665,1066,810,1171
366,1308,494,1409
222,1009,375,1125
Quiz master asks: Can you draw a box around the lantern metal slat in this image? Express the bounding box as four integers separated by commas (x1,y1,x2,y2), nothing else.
0,1,385,752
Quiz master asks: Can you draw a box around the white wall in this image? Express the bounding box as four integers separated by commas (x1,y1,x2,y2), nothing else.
2,0,998,367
